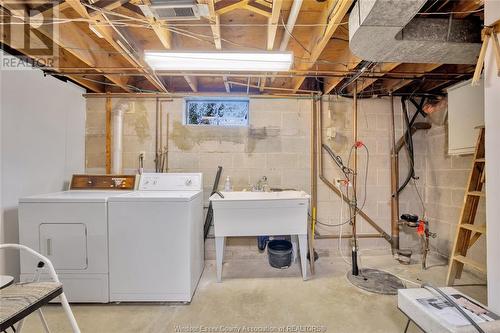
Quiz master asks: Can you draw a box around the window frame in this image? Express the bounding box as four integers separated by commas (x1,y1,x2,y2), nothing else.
183,97,250,127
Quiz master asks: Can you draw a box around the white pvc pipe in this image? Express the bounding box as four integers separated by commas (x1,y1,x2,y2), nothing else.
268,0,303,86
111,102,129,174
279,0,303,51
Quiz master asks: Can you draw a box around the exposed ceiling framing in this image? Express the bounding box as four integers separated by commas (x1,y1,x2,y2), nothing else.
0,0,483,95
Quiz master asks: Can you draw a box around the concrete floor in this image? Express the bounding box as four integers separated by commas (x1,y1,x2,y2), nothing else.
20,252,486,333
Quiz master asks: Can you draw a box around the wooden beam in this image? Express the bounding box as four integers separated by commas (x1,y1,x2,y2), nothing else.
198,0,225,92
130,6,175,90
267,0,282,50
184,75,198,92
254,0,272,8
244,1,272,17
2,2,132,91
148,18,172,49
215,0,271,16
0,6,105,92
215,0,247,15
259,77,266,92
89,0,130,15
292,0,353,92
259,0,282,92
452,0,484,19
381,63,441,93
200,0,222,49
40,1,69,16
0,21,105,93
352,63,400,94
223,76,231,92
68,76,106,92
64,0,88,17
64,0,168,92
320,34,362,94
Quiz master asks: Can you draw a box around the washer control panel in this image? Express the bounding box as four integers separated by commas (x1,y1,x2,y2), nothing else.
138,173,202,191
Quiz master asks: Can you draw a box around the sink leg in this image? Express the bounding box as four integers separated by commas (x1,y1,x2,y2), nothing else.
291,235,298,263
215,236,225,282
298,234,308,280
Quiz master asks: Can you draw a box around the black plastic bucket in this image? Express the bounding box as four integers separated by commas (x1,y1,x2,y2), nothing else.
267,240,293,269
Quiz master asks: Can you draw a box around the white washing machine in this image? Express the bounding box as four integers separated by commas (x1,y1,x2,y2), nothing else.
107,173,204,303
18,175,136,303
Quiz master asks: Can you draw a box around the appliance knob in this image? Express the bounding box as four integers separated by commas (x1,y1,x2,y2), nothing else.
185,178,192,186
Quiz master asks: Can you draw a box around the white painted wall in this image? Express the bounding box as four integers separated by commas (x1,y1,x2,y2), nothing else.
0,51,86,277
485,0,500,313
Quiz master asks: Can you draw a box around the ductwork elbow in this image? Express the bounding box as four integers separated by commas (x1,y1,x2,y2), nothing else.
349,0,482,64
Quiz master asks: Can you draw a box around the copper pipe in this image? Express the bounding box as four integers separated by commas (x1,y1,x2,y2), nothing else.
56,72,471,83
309,97,319,274
226,80,317,93
351,83,360,275
205,233,384,240
316,233,384,239
84,93,316,98
155,98,160,172
352,82,358,249
390,94,400,254
50,67,473,77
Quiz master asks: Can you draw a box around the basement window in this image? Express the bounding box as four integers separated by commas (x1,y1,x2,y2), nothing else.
185,99,249,126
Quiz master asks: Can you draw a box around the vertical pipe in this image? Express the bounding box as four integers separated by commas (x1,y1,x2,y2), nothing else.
390,94,400,254
105,97,112,174
164,112,169,172
309,97,318,274
111,103,127,174
158,98,163,172
279,0,303,51
155,98,160,172
351,82,359,275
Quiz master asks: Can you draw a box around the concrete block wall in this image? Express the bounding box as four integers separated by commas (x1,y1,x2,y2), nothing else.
315,97,425,257
424,124,486,265
86,96,312,259
84,95,483,267
86,96,312,197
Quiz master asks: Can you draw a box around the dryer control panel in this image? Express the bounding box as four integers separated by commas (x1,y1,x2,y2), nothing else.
70,174,136,190
138,173,203,191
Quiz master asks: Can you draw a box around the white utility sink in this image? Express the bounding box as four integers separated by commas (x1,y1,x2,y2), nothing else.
210,191,310,201
209,190,310,282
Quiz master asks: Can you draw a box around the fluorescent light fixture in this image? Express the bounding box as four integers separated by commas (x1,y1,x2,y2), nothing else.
144,51,293,71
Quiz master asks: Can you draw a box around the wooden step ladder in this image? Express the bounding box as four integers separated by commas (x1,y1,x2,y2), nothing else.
446,127,486,286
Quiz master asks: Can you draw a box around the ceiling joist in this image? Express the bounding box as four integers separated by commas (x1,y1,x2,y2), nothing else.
291,0,353,92
65,0,168,92
0,0,482,95
215,0,271,17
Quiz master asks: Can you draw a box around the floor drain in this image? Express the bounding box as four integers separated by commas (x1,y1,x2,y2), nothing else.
346,268,405,295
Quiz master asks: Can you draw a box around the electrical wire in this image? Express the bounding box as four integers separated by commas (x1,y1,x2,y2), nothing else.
314,142,370,228
422,283,486,333
347,143,369,212
397,97,422,194
338,182,351,265
75,76,159,93
280,13,311,55
412,178,426,219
